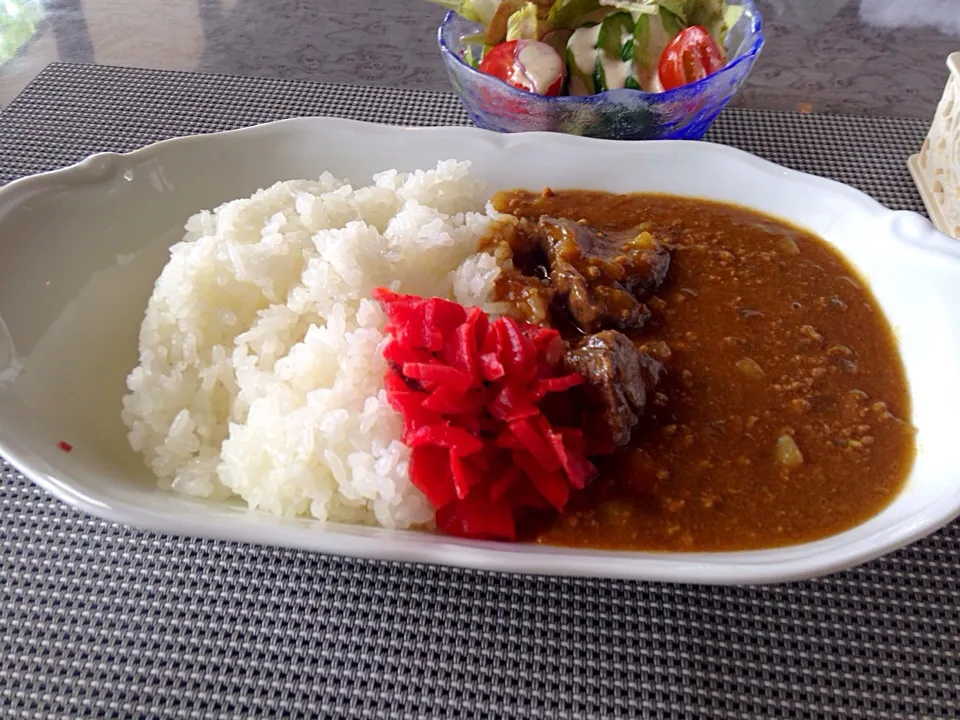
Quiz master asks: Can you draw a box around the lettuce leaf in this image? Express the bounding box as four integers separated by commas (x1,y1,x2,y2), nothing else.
599,0,659,13
683,0,724,40
547,0,603,29
507,2,541,40
426,0,504,26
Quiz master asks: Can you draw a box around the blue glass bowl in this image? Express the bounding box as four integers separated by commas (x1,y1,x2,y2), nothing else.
438,2,764,140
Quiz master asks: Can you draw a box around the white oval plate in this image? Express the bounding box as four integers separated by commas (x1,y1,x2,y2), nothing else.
1,117,959,585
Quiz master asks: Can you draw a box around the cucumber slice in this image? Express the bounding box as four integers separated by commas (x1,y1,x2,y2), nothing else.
684,0,728,41
656,0,687,23
658,6,685,37
632,13,651,71
548,0,604,29
600,0,658,13
595,11,638,91
597,11,634,55
566,22,602,95
567,7,678,94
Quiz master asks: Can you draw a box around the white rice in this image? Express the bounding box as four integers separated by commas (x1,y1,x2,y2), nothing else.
122,160,510,529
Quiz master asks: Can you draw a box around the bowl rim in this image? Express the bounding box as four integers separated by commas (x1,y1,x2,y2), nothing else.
437,1,765,104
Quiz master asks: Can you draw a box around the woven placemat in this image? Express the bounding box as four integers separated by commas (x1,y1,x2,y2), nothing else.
1,63,957,720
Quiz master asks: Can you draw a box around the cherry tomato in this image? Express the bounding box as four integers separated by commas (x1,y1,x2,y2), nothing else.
479,39,565,96
658,26,725,91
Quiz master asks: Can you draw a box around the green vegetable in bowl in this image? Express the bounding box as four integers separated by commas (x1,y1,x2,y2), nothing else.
597,12,640,90
547,0,608,28
566,6,684,93
462,45,482,68
565,22,599,95
430,0,507,25
434,0,745,96
506,1,541,39
685,0,741,40
541,27,574,55
565,11,648,94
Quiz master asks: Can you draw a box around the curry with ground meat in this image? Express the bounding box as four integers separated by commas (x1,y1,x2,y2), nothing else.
491,189,916,552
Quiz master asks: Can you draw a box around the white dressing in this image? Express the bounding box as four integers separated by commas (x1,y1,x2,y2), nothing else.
566,23,602,96
515,41,564,94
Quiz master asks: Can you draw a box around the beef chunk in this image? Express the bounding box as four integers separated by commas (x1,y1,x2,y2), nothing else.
563,330,665,452
537,217,671,334
490,218,557,326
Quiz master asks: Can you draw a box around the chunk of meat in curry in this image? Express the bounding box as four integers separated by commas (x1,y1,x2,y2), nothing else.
484,213,670,334
562,330,667,454
491,189,916,552
538,216,670,333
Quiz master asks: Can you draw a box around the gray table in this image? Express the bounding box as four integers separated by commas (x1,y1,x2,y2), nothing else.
1,63,958,719
1,1,959,119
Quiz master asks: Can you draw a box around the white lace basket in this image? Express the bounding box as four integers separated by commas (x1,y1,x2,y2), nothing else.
910,52,960,239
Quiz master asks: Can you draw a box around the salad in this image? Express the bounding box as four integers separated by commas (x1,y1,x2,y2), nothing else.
431,0,745,96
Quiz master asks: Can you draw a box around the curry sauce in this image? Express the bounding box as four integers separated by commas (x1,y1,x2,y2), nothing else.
493,190,916,552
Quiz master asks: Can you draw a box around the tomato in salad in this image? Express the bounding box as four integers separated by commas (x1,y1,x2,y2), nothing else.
657,25,725,91
478,39,565,96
